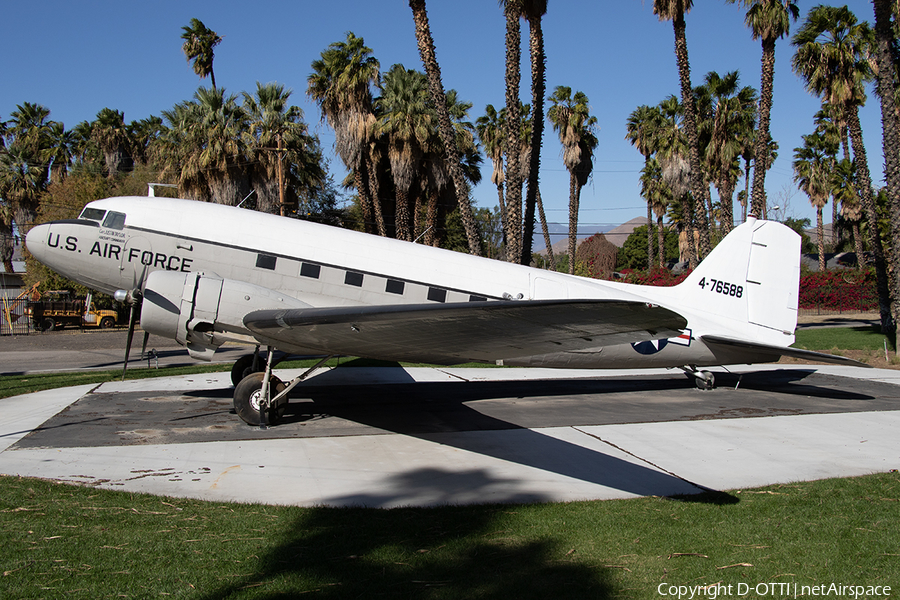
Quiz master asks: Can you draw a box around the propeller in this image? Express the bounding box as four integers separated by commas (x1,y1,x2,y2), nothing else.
116,264,148,380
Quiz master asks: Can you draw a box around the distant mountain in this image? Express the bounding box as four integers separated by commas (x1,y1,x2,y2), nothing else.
536,216,648,255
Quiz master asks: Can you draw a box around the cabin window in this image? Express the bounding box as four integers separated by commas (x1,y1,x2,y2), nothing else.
469,295,487,302
102,211,126,230
79,207,106,222
300,263,321,279
256,254,277,270
344,271,364,287
427,287,447,303
385,279,405,295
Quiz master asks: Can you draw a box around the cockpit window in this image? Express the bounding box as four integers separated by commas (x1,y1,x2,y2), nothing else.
102,211,126,230
79,207,106,222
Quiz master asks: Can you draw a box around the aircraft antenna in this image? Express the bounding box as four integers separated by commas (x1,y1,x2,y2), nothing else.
237,190,256,208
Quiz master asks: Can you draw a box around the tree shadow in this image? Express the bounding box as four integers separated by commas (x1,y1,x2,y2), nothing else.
197,501,619,599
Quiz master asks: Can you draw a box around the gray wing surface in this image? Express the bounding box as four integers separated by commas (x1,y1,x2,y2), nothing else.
701,335,873,368
244,299,687,365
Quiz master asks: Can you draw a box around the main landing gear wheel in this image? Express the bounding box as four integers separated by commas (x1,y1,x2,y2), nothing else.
231,353,265,387
233,372,287,426
693,370,715,390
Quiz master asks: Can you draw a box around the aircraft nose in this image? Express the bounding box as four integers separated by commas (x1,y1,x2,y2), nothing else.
25,223,51,262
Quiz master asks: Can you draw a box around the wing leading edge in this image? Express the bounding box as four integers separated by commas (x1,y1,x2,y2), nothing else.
244,299,688,365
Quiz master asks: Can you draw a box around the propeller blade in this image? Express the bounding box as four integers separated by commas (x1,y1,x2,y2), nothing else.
122,302,138,381
140,330,150,361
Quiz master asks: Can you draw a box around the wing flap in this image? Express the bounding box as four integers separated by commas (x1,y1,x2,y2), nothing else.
244,300,687,365
702,335,872,368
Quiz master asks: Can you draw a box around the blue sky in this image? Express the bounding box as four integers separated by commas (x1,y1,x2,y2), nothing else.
1,1,884,235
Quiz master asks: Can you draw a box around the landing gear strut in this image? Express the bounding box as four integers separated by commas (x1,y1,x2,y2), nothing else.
232,348,334,428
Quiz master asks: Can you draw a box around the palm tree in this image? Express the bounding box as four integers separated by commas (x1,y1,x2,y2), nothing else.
831,157,864,260
420,89,482,247
181,18,222,90
46,121,75,183
497,0,524,263
703,71,758,235
654,95,696,268
520,0,548,266
408,0,482,256
653,0,709,258
728,0,799,218
793,132,835,272
243,82,324,216
871,0,900,332
547,86,598,275
308,33,384,236
376,65,431,241
626,104,664,268
640,157,673,268
792,5,892,333
91,108,132,178
476,104,508,243
160,88,249,204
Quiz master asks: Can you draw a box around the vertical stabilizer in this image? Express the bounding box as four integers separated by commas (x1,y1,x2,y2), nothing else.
674,218,800,345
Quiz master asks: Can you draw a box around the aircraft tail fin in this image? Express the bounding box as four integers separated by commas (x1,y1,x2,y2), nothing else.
674,218,800,346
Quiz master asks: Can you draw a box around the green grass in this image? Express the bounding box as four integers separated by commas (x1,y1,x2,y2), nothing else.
1,472,897,599
794,325,896,352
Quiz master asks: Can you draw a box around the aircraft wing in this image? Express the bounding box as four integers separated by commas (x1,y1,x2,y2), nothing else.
244,299,687,365
701,335,873,368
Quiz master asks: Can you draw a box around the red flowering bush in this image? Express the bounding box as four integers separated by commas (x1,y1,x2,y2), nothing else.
620,268,691,287
798,269,877,312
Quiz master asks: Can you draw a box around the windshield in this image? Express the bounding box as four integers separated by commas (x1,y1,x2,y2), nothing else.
102,211,126,230
79,207,106,222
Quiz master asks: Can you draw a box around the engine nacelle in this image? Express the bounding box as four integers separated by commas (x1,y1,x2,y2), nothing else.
140,270,310,360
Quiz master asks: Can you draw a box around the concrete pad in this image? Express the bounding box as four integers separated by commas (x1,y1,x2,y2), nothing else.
2,364,900,508
0,384,96,453
586,410,900,490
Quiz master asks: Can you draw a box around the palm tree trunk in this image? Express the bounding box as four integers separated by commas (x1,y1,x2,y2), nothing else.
365,154,387,237
657,215,665,269
817,206,825,272
425,189,439,246
681,194,697,269
647,203,655,270
568,172,579,275
503,2,523,264
409,0,482,256
873,0,900,335
751,38,776,217
853,221,863,263
672,14,710,259
536,187,554,269
521,13,545,266
846,106,893,333
355,168,376,235
395,187,412,242
719,177,736,235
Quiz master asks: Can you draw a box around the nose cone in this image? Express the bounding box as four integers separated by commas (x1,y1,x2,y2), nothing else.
25,223,52,264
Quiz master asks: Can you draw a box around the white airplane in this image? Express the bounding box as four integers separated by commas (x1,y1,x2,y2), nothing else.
25,194,863,426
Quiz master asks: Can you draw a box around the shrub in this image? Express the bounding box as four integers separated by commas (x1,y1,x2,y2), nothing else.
798,269,877,312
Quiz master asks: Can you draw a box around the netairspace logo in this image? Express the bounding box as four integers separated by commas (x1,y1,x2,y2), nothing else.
657,582,892,599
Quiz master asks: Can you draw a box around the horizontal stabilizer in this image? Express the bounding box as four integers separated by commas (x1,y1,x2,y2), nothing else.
702,335,872,368
244,300,688,365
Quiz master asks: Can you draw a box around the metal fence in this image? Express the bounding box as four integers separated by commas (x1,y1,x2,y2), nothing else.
1,296,34,336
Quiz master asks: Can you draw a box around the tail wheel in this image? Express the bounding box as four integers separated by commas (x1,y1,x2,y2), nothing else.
233,372,287,426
